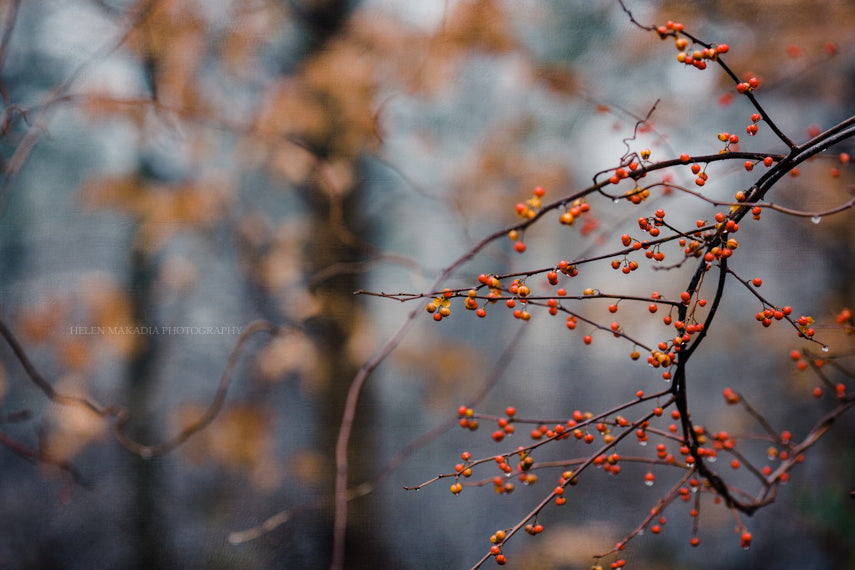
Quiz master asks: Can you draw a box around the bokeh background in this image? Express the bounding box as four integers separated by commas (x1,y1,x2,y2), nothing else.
0,0,853,568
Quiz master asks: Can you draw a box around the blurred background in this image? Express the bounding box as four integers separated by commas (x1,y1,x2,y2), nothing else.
0,0,853,568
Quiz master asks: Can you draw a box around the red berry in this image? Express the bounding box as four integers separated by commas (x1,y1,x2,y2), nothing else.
752,277,762,287
514,241,526,253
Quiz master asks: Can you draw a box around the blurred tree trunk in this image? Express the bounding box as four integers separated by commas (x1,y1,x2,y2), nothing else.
287,2,392,565
125,229,171,569
301,173,389,567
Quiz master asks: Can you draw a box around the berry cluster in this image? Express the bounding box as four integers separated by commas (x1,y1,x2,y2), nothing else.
656,19,729,71
424,288,454,321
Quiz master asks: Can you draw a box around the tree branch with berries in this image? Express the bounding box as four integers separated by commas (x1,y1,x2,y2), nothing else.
353,3,855,568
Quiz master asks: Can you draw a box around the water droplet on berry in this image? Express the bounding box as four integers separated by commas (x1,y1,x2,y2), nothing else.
612,198,620,204
811,215,821,224
644,480,654,487
638,440,647,447
822,345,829,352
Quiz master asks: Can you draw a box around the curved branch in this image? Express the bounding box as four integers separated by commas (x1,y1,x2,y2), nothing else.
0,314,284,458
